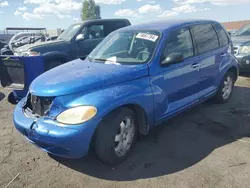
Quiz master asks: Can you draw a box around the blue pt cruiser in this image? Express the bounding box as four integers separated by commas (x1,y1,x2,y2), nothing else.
13,19,239,165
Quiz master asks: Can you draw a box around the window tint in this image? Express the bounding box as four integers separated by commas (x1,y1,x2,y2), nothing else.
213,23,229,47
192,24,219,54
162,27,194,60
105,21,128,35
83,24,105,39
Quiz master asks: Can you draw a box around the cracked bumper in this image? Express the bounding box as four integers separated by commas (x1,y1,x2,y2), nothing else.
13,98,101,158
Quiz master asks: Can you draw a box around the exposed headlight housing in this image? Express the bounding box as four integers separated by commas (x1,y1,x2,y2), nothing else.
239,46,250,54
56,106,97,125
21,51,40,56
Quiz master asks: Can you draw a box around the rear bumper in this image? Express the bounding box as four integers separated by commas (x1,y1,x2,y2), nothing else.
13,98,101,158
235,55,250,72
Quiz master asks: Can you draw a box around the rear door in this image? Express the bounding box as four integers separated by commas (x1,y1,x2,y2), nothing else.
191,23,222,99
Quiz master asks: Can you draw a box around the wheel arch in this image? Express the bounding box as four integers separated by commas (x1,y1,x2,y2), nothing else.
42,51,69,71
89,103,150,152
228,66,239,82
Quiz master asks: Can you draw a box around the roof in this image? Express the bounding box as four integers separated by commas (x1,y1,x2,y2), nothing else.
76,18,130,25
5,27,46,31
222,20,250,30
120,19,217,32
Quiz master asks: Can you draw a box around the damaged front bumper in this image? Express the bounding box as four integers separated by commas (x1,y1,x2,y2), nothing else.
13,98,101,158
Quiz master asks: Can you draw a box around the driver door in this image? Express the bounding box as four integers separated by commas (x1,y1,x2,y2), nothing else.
151,27,201,122
76,24,105,58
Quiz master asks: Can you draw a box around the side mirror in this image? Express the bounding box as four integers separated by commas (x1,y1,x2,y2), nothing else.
76,34,84,41
162,52,184,66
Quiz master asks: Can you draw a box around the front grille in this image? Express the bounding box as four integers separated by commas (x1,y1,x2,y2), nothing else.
233,46,239,55
25,94,54,117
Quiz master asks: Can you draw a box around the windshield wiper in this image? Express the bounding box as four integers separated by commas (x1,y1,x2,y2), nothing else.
93,58,107,62
88,57,107,62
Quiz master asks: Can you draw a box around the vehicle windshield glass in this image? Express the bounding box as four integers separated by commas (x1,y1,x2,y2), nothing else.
88,30,161,65
234,24,250,36
58,23,82,41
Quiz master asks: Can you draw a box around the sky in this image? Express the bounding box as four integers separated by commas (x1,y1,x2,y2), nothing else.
0,0,250,30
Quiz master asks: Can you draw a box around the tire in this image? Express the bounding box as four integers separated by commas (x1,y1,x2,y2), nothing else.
215,71,235,104
7,92,18,105
45,59,64,71
95,108,137,165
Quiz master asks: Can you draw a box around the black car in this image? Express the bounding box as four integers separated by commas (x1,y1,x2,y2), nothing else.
231,24,250,72
14,19,131,70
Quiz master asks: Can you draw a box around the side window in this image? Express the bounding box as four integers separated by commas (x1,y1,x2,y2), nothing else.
84,24,105,40
213,23,229,47
162,27,194,60
192,24,219,54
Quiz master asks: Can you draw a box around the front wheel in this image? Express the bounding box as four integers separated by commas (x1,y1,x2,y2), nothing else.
215,72,235,103
95,108,137,165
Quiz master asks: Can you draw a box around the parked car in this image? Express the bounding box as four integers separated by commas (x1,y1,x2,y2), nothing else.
14,19,131,70
227,29,238,36
0,19,131,103
231,24,250,72
13,19,238,165
0,40,6,50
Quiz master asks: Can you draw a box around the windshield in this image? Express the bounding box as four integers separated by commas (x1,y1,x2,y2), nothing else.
58,23,82,41
88,30,161,65
234,24,250,36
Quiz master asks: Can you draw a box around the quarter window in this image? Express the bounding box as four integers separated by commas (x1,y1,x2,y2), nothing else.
213,23,229,47
162,27,194,60
192,24,219,54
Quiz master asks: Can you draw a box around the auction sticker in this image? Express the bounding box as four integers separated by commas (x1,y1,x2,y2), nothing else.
136,33,159,42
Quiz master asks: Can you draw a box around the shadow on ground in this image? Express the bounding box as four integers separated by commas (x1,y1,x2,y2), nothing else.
52,86,250,181
0,92,5,102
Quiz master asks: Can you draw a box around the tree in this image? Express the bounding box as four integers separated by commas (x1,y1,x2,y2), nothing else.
81,0,101,20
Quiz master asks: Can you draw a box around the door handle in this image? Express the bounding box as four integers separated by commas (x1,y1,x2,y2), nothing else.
191,63,200,69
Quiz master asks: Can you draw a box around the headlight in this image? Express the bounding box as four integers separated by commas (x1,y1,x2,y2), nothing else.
239,46,250,54
21,51,40,56
56,106,97,125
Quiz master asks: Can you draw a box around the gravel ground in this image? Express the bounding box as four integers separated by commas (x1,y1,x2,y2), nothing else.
1,76,250,188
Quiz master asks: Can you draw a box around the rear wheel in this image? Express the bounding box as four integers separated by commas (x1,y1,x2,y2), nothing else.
95,108,137,165
215,72,235,103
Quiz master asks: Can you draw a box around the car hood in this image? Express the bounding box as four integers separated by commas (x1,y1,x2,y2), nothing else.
29,59,149,97
15,40,67,53
231,36,250,46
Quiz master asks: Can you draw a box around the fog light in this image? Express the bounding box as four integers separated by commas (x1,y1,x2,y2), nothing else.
246,60,250,65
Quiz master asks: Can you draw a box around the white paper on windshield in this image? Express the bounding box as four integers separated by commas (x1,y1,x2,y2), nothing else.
136,33,159,42
105,56,120,65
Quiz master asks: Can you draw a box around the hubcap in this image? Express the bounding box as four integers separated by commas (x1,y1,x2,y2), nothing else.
222,76,233,100
114,117,135,157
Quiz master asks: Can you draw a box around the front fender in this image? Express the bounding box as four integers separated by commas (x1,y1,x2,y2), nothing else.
51,77,154,128
42,51,69,62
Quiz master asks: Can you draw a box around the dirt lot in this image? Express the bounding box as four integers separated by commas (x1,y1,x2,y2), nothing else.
1,76,250,188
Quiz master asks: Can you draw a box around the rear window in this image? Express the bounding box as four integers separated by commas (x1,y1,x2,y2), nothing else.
191,24,219,54
213,23,229,47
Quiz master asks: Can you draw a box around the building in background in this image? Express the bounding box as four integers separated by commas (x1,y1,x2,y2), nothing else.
222,20,250,30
